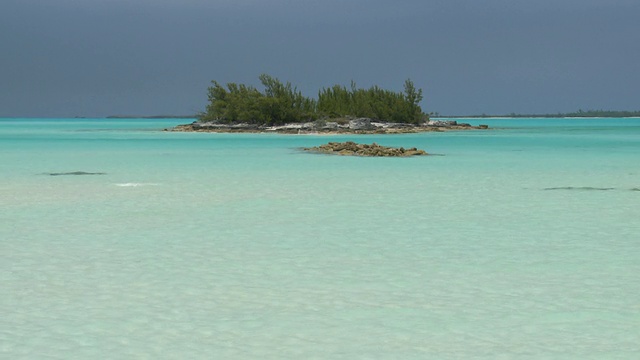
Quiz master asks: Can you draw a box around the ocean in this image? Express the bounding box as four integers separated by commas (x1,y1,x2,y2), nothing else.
1,118,639,358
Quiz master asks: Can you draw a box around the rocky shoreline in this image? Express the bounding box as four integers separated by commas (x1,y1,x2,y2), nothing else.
170,118,489,134
303,141,428,157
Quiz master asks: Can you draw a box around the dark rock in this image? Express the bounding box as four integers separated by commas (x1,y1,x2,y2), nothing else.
45,171,107,176
303,142,427,157
543,187,614,191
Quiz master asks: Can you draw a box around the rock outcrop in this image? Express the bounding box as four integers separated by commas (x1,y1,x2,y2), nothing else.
348,118,374,130
427,120,458,127
172,119,489,134
303,141,428,157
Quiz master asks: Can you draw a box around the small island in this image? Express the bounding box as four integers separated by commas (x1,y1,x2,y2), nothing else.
172,74,488,134
303,141,428,157
172,118,487,134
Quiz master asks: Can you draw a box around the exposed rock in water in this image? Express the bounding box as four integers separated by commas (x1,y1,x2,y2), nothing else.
171,119,489,134
303,141,428,157
543,186,614,191
543,187,640,192
44,171,107,176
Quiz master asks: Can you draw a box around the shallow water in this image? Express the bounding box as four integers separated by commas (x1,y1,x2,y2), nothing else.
1,118,639,358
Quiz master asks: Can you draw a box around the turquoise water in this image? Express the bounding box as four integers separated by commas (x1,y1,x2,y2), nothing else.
1,118,639,358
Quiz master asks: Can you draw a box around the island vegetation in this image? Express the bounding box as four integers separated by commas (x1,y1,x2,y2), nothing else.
172,75,489,134
198,74,426,125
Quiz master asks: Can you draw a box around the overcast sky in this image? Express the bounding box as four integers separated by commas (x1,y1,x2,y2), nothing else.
1,0,638,117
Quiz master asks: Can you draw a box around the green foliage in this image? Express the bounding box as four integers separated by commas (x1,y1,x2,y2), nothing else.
200,75,426,124
403,79,423,123
316,79,424,124
258,74,317,125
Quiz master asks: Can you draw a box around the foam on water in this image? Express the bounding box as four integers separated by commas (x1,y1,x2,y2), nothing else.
114,183,161,187
1,118,639,358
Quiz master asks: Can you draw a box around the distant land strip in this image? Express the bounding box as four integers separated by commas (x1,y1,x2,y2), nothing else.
438,110,640,118
106,115,197,119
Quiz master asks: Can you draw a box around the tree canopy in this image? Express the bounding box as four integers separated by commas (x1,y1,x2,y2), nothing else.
200,75,426,125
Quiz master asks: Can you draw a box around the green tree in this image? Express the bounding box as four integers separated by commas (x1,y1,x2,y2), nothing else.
199,75,426,124
403,79,423,124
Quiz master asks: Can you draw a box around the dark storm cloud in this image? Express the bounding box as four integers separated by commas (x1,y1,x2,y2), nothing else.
1,0,638,117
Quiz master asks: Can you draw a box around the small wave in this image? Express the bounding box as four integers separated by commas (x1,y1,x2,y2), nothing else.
114,183,160,187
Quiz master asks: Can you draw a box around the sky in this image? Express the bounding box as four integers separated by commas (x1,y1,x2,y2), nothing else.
1,0,638,117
